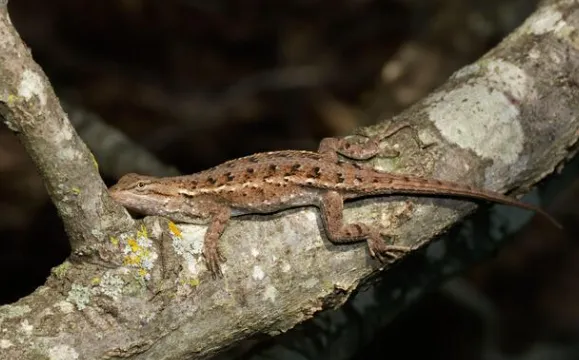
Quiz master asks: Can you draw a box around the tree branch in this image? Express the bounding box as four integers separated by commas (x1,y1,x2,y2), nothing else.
0,0,578,359
0,8,133,252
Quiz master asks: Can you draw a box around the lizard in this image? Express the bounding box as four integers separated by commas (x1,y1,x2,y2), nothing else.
108,130,561,276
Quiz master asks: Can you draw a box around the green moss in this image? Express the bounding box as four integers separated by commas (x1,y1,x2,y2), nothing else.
51,261,71,279
90,152,99,171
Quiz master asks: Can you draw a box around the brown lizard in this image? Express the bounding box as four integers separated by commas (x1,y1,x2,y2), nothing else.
108,133,560,276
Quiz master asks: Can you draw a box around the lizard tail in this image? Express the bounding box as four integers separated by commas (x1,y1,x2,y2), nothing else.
362,174,562,229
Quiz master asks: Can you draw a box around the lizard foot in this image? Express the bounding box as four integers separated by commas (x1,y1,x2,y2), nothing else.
367,236,411,264
202,247,227,278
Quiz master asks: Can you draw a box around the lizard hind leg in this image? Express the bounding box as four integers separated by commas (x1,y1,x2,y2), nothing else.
317,122,415,162
318,191,410,263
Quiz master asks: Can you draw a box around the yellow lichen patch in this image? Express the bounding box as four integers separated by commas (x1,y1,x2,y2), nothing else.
121,229,158,282
7,94,20,105
322,280,335,291
91,277,101,286
139,247,151,259
110,236,119,246
179,277,200,288
71,187,81,195
51,261,71,279
168,221,182,237
137,224,148,238
127,238,139,252
123,253,141,266
90,152,99,171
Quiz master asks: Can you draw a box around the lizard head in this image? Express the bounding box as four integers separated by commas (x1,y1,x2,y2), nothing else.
108,173,164,215
110,173,156,191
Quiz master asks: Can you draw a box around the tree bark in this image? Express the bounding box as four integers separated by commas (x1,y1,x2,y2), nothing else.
0,0,578,359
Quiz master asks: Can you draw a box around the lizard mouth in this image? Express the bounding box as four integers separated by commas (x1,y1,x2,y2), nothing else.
108,189,142,211
108,189,168,217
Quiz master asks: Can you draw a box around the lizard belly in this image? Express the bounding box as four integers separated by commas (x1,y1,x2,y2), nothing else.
226,187,321,217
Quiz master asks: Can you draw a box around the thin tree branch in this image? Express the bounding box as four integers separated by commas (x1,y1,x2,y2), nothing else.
0,8,133,253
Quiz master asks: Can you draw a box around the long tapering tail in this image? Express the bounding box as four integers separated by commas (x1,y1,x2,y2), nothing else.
362,173,562,229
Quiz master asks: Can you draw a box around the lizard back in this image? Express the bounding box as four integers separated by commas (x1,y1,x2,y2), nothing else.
110,150,560,227
166,150,559,226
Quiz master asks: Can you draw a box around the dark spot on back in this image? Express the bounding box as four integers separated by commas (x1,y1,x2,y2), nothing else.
207,177,217,185
352,163,363,170
246,168,255,174
310,166,322,178
224,172,235,181
285,163,302,176
262,164,278,179
337,173,346,183
355,175,363,182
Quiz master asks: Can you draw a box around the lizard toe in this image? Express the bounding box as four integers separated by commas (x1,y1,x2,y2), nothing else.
203,249,224,278
207,260,223,279
218,250,227,263
367,237,410,263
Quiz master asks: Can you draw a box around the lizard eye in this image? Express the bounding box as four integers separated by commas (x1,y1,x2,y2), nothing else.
136,181,146,190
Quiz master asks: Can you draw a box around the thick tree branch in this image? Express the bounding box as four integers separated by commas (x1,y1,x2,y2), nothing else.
0,1,578,359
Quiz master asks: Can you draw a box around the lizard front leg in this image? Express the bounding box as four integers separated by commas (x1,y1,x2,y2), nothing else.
164,197,231,277
318,191,410,263
200,204,231,277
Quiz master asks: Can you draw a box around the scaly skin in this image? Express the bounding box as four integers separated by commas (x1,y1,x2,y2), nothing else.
109,143,559,276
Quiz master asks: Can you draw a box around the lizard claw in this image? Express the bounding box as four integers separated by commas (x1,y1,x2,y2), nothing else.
367,237,410,264
202,247,226,278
